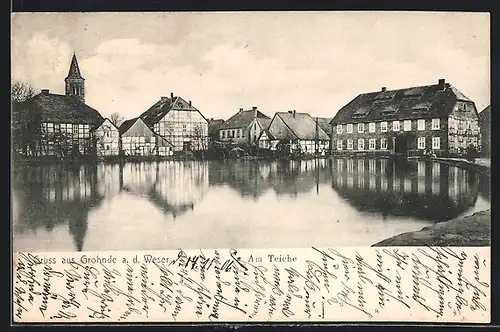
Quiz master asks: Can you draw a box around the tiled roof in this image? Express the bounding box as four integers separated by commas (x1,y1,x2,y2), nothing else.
21,92,103,125
66,54,83,79
90,117,119,132
257,117,271,130
330,80,475,125
219,109,271,129
273,112,330,140
314,117,333,135
118,117,139,135
140,95,205,127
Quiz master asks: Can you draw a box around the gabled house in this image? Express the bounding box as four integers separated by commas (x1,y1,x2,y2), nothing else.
119,117,174,157
218,107,271,146
13,54,103,158
208,118,225,143
265,110,330,155
139,93,209,152
479,105,490,157
91,118,120,156
258,129,277,150
330,79,481,157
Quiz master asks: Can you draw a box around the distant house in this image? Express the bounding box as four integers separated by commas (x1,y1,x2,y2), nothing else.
330,79,481,157
140,93,209,152
13,54,103,158
479,105,490,157
314,117,334,153
218,107,271,146
119,117,174,157
208,118,225,143
266,110,330,155
91,118,120,156
258,129,278,150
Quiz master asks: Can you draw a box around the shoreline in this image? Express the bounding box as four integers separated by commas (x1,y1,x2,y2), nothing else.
372,209,491,247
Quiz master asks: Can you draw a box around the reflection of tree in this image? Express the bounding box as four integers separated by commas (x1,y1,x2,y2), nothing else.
330,158,479,222
12,163,103,251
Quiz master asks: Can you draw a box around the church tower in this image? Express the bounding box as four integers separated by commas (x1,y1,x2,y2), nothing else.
65,53,85,103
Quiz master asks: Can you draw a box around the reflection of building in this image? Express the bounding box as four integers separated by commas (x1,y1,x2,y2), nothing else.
330,79,481,157
91,118,120,156
13,54,104,157
12,164,103,251
265,111,330,154
140,94,209,151
208,159,331,199
331,158,479,221
119,161,209,217
119,117,174,156
479,105,490,157
219,107,271,146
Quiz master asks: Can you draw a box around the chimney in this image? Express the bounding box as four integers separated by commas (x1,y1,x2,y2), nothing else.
438,79,446,90
189,100,192,107
161,96,168,101
41,89,49,94
170,92,174,100
288,110,293,114
293,110,296,118
239,108,243,112
252,106,257,118
381,87,387,92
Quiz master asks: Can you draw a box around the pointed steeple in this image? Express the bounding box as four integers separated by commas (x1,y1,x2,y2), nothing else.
65,53,85,103
66,53,83,79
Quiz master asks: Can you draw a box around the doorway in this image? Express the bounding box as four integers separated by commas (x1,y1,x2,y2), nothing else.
394,135,408,155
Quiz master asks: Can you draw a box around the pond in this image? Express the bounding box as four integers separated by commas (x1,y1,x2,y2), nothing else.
12,158,490,252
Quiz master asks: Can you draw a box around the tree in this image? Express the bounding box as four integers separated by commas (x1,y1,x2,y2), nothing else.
110,112,124,127
11,81,39,156
11,81,37,103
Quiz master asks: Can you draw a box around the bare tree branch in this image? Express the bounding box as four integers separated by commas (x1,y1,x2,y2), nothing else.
110,112,124,127
11,81,37,103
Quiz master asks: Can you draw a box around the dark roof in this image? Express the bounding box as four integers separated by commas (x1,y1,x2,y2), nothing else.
271,112,330,140
257,117,272,130
479,105,490,121
314,117,333,135
140,96,206,127
119,117,139,135
219,109,271,129
66,54,83,79
208,119,225,135
90,117,120,132
21,92,103,125
330,81,475,125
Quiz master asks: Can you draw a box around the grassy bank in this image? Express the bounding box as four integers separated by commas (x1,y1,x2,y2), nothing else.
372,209,491,247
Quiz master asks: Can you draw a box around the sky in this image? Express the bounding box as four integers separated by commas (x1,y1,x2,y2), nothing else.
11,11,490,120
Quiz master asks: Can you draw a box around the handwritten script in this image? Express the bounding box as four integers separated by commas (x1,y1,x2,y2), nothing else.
12,247,490,322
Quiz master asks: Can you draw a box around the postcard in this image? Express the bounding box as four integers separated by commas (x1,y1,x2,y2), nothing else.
11,11,491,324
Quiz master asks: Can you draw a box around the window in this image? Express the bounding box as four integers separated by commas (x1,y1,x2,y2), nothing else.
347,139,353,150
347,124,353,133
357,123,364,133
357,138,364,151
432,118,440,130
417,137,426,149
336,125,343,134
417,119,425,131
432,137,440,149
337,140,343,150
380,138,387,150
380,121,388,132
392,121,400,131
369,122,376,133
404,120,412,131
221,131,225,139
369,138,376,150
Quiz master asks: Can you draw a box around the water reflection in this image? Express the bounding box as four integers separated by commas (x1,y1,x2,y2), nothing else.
12,158,489,251
331,158,481,221
209,159,331,199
